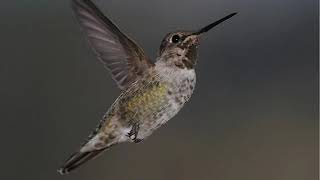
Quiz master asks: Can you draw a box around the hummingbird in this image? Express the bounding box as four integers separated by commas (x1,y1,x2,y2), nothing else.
58,0,236,175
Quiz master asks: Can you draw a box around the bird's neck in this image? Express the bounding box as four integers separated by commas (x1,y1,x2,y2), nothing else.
157,45,198,70
155,58,196,80
156,53,197,70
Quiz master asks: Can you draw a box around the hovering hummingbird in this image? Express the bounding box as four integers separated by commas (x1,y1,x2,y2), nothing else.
58,0,236,175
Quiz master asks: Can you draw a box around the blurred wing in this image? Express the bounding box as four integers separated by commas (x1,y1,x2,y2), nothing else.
72,0,154,90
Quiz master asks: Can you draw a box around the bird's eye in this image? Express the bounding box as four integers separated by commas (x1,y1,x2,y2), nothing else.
171,35,180,43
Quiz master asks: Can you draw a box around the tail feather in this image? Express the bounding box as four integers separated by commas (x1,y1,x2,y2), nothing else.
58,149,104,175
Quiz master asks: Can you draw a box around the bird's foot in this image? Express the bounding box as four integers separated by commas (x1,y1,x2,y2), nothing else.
127,123,141,143
133,138,143,143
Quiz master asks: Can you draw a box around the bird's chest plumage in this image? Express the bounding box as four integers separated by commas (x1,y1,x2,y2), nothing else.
121,66,196,138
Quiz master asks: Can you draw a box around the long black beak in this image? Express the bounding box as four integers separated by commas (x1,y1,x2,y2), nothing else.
193,12,237,35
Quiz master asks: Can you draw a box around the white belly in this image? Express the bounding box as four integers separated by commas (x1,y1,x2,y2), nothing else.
137,67,196,139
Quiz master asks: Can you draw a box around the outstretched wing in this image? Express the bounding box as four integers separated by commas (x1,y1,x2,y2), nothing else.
72,0,154,90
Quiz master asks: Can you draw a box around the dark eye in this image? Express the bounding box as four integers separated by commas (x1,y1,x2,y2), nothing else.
171,35,180,43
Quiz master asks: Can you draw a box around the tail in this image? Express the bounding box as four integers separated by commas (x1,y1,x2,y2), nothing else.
57,149,105,175
58,113,123,175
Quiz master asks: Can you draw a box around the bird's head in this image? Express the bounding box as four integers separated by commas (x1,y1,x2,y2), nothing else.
158,13,237,69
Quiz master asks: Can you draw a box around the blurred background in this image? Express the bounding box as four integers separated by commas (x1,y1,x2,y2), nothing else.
0,0,318,180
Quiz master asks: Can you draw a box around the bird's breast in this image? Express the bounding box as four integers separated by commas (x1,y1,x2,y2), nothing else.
125,82,169,114
137,67,196,138
116,67,196,139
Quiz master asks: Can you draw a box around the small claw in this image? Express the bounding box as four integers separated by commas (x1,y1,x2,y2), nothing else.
127,123,140,142
133,138,142,143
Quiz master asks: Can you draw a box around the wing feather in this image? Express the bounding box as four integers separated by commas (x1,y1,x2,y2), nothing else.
71,0,154,90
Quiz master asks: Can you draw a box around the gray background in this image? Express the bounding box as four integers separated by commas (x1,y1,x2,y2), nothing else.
0,0,318,180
